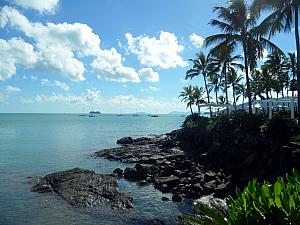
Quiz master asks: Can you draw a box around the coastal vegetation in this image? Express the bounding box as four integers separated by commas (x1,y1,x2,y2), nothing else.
179,0,300,224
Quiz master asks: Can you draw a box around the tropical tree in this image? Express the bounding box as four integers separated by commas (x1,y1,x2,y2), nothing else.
179,85,195,115
287,52,297,97
228,69,244,110
265,51,288,97
193,86,207,114
206,0,281,113
186,51,214,116
210,44,243,114
208,72,221,104
253,0,300,118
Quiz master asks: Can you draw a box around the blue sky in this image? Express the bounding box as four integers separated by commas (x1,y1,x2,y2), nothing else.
0,0,297,113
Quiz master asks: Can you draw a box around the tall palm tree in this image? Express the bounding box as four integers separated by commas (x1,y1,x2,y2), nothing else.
210,44,243,114
208,72,220,104
193,86,206,114
206,0,280,113
179,85,195,115
265,51,287,97
287,52,297,97
253,0,300,118
186,51,214,117
228,69,244,110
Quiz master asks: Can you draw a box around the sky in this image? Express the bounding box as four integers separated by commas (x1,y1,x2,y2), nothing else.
0,0,297,113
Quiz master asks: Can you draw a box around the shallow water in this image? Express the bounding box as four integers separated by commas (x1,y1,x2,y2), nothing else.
0,113,190,225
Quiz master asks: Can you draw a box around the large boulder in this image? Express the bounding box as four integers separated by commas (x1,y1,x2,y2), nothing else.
117,137,134,145
31,168,133,209
123,167,138,180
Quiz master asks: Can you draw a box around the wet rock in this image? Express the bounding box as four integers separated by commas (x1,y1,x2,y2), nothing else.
172,194,182,202
117,137,134,145
31,168,133,209
135,163,152,179
145,219,165,225
194,194,227,215
113,168,123,177
123,167,138,180
161,196,169,201
138,180,148,186
155,176,180,189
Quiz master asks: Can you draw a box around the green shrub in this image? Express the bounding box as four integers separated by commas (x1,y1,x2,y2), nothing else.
182,114,210,128
263,115,299,140
181,169,300,225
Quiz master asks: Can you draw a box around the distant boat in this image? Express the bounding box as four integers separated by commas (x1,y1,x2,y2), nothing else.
148,114,159,118
79,108,86,117
89,111,101,117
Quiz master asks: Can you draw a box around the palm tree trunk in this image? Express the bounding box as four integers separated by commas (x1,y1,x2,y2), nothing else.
224,64,229,115
295,6,300,121
243,42,252,114
203,73,212,117
215,89,218,104
189,104,193,115
233,84,237,111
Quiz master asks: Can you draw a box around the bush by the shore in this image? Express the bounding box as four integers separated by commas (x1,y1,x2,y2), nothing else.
181,169,300,225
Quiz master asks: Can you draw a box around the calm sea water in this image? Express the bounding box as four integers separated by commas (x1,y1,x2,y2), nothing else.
0,113,188,225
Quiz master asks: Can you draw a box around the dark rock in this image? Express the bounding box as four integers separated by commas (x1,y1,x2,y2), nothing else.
117,137,134,145
155,176,180,189
123,167,138,180
161,196,169,201
172,194,182,202
145,219,165,225
135,163,152,179
138,180,148,186
31,168,133,209
113,168,123,177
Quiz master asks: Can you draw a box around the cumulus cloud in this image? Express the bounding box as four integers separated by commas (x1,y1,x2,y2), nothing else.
91,48,140,83
125,31,187,69
0,6,138,83
5,85,21,93
189,33,205,48
141,86,160,92
40,79,70,91
107,95,184,113
8,0,60,14
139,68,159,83
0,38,38,81
21,88,101,105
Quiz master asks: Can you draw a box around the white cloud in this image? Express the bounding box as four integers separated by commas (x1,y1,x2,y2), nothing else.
9,0,60,14
0,38,38,81
5,85,21,93
139,68,159,82
40,79,70,91
0,6,139,83
260,49,269,62
106,95,184,113
125,31,187,69
21,88,101,105
141,86,160,92
91,48,140,83
189,33,205,48
31,75,38,80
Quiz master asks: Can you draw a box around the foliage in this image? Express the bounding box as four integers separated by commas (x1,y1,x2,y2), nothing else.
181,169,300,225
263,114,300,140
182,114,210,129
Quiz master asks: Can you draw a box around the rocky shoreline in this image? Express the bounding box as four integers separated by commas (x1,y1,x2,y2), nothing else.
94,132,232,202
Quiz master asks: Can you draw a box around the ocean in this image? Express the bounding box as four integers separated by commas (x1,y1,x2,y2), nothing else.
0,113,188,225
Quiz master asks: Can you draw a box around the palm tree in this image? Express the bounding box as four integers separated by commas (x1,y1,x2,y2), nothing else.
253,0,300,118
228,69,244,110
186,51,214,117
265,51,287,97
206,0,280,113
208,72,221,104
287,52,297,97
210,44,243,114
179,85,195,115
193,86,206,114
